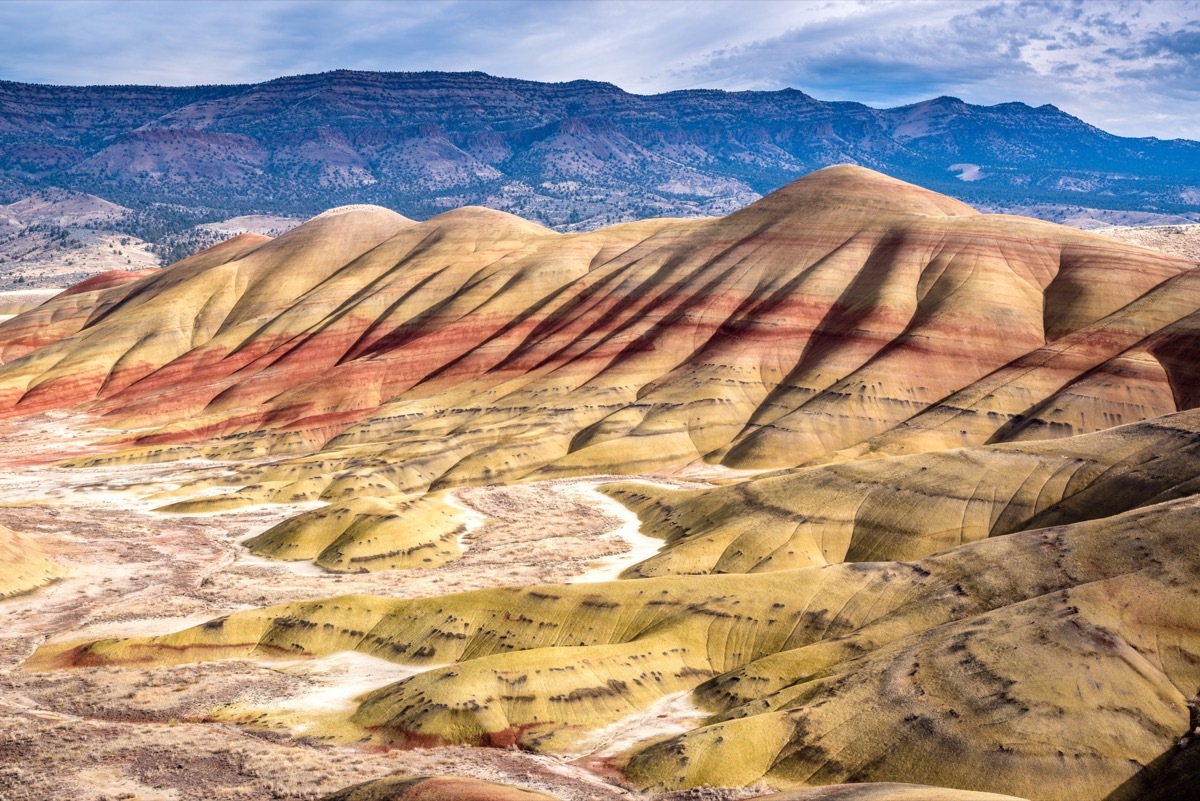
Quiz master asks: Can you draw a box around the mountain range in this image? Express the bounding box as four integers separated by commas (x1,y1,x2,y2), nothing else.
3,69,1199,234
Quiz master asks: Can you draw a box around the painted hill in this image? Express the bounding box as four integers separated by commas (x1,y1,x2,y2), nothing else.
0,523,62,598
8,165,1200,801
35,472,1200,799
316,777,1029,801
0,165,1195,569
603,407,1200,574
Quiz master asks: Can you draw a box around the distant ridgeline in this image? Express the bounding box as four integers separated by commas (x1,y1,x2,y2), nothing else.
1,70,1198,230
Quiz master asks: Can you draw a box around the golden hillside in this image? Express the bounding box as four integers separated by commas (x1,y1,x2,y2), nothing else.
0,523,63,598
33,471,1200,798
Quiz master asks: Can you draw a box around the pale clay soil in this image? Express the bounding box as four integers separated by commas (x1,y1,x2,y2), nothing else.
0,413,760,801
1095,223,1200,262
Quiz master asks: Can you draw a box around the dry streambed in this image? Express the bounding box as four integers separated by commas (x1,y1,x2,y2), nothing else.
0,420,715,800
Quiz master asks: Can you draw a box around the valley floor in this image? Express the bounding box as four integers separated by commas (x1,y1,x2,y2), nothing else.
0,415,731,801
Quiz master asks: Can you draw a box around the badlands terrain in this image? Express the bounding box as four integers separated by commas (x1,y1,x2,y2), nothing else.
1,165,1199,801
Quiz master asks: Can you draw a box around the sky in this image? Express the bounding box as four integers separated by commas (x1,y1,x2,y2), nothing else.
1,0,1198,139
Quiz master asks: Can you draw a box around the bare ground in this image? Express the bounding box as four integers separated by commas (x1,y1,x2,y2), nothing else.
1095,223,1200,262
0,415,727,801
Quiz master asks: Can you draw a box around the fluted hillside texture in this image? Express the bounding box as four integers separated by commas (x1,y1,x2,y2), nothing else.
8,166,1200,801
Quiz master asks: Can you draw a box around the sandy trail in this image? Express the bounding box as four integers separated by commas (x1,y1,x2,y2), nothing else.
565,479,684,583
0,415,722,800
573,692,710,759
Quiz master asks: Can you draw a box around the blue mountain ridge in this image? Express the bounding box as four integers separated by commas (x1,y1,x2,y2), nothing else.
1,69,1197,229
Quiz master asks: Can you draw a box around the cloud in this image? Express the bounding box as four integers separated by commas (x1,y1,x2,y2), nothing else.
680,1,1042,103
672,0,1200,138
1,0,1199,138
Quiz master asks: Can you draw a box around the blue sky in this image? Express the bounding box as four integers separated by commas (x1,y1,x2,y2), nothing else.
1,0,1198,139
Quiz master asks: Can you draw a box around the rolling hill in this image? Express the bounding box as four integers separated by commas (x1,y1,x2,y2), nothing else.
0,165,1194,569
